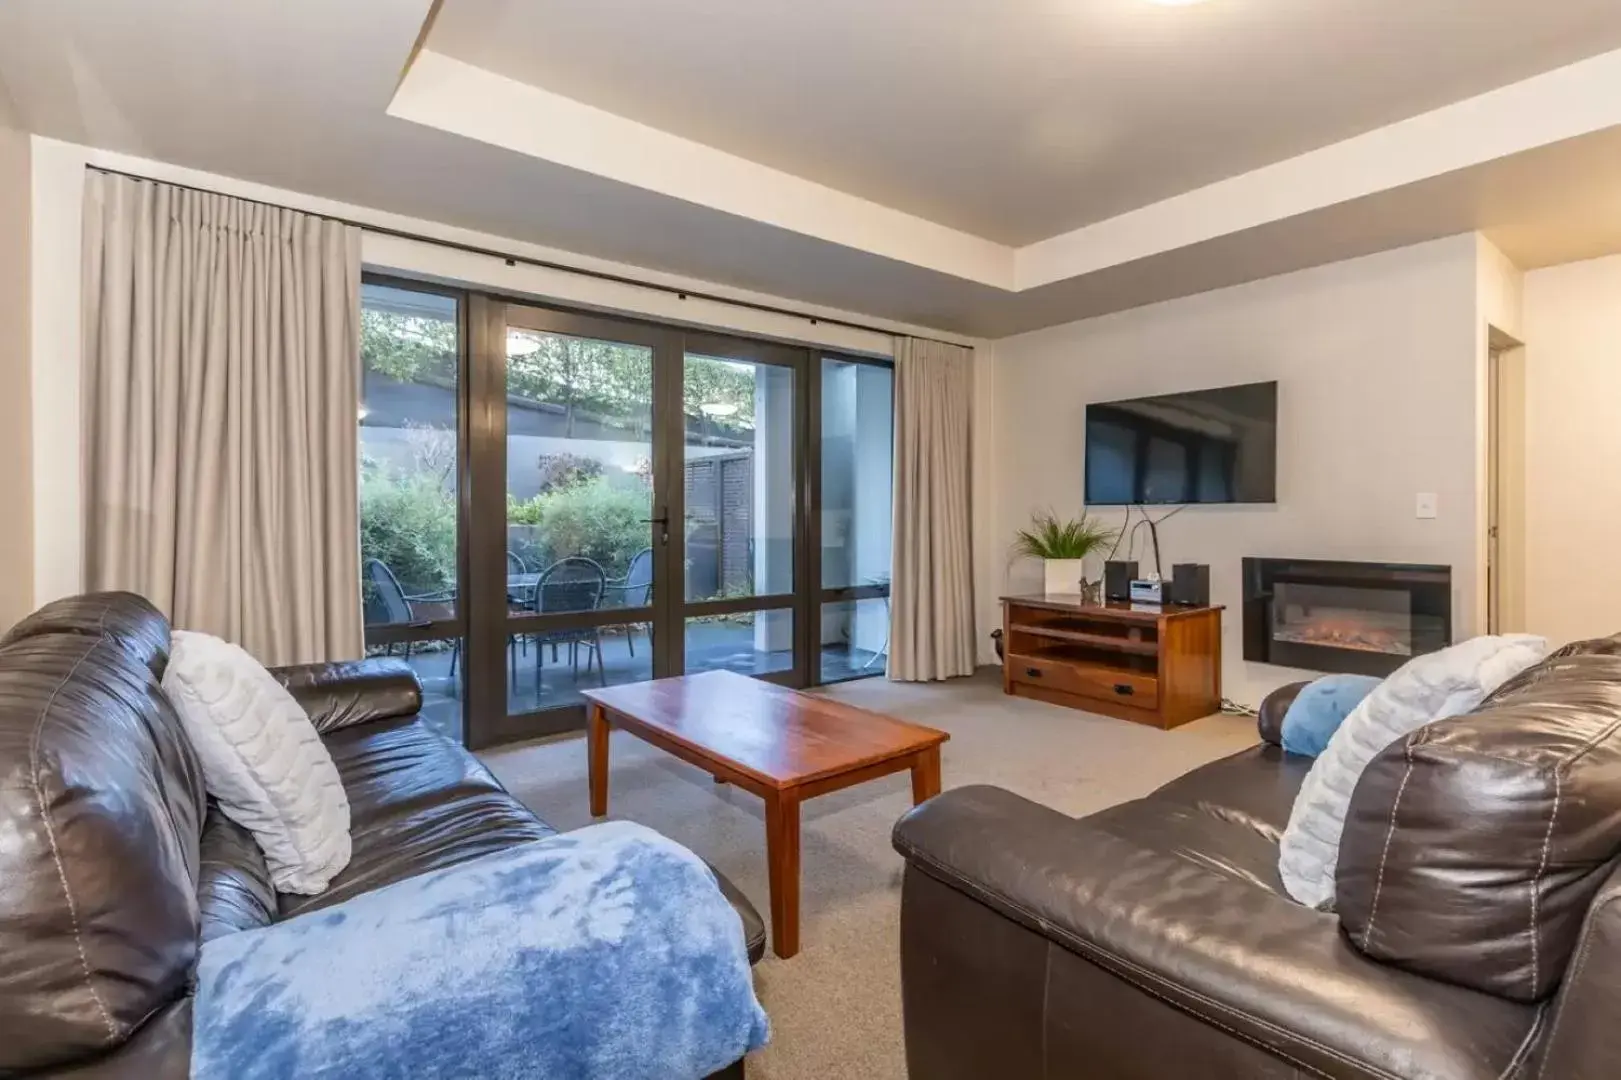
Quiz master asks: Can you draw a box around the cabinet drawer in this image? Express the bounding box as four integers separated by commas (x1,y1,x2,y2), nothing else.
1008,654,1159,710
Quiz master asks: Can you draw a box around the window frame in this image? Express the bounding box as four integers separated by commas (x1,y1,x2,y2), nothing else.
808,351,896,685
355,272,900,749
358,273,472,740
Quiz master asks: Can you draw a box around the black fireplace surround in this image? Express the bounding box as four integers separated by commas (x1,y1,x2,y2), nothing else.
1242,558,1452,677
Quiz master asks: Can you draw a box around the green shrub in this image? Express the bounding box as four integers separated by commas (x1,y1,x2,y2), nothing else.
508,477,650,579
360,470,457,598
506,492,544,527
363,464,652,603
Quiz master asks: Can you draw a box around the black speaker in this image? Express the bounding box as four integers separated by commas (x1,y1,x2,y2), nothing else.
1170,563,1210,607
1104,560,1138,602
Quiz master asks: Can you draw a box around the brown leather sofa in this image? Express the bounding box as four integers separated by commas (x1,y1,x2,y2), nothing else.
0,592,763,1078
893,639,1621,1079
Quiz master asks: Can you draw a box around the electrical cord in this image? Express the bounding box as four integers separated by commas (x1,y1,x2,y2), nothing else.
1103,504,1132,564
1128,518,1149,564
1126,504,1188,576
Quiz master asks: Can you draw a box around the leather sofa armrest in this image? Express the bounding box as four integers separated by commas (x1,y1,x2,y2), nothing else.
892,785,1534,1080
269,658,423,735
1256,681,1309,745
1527,862,1621,1077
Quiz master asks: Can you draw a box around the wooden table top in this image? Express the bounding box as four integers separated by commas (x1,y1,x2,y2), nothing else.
581,670,948,792
1001,594,1224,622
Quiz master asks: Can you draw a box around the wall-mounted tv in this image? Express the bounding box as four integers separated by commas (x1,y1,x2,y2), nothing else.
1084,381,1277,505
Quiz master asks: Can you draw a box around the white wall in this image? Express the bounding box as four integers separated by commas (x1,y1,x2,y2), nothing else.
851,364,893,653
752,366,794,651
987,234,1486,705
1522,254,1621,644
0,88,32,628
1477,236,1525,342
29,136,972,605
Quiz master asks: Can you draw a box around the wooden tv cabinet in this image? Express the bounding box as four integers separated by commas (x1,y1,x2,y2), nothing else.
1001,595,1223,729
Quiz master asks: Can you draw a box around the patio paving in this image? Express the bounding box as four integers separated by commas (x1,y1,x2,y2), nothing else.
382,621,883,743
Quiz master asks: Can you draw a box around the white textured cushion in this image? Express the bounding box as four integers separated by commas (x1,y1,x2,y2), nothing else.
1278,633,1549,908
162,631,351,894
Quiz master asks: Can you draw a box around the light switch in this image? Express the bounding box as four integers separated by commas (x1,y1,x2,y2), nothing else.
1416,493,1438,519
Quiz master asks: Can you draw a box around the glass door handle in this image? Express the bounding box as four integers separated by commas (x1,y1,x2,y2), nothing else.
641,511,671,545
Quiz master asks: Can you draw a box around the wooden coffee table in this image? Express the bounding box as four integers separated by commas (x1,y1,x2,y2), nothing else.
581,670,949,959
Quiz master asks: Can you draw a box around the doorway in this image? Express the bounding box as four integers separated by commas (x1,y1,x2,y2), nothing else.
1486,328,1527,634
464,301,684,747
358,280,894,749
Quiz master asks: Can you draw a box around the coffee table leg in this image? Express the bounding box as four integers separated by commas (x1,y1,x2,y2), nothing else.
765,791,801,959
588,703,610,818
911,745,942,805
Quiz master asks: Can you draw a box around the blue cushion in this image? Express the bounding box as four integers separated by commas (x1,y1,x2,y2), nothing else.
1280,674,1383,757
192,822,769,1080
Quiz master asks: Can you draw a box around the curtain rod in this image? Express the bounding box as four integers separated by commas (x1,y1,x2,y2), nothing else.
87,165,965,344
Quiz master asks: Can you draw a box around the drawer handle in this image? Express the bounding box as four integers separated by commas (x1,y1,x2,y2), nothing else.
1114,683,1134,696
1025,667,1042,678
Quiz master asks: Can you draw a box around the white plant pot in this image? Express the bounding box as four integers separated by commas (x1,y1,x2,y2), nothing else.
1043,559,1087,596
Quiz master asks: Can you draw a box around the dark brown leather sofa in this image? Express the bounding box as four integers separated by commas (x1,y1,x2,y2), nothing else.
893,640,1621,1080
0,592,763,1078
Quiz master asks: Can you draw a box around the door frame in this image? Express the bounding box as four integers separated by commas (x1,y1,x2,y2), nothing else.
361,278,891,751
1484,328,1526,636
466,298,689,749
678,330,814,691
809,351,897,685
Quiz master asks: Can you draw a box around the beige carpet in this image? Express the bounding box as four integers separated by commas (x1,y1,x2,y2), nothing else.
480,669,1259,1079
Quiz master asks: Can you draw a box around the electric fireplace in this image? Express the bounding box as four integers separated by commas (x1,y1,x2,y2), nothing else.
1242,558,1451,676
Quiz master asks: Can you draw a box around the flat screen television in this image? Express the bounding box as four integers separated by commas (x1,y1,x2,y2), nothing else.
1084,381,1277,505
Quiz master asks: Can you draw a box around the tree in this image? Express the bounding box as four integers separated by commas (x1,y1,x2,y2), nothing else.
401,421,456,490
534,452,606,495
363,308,760,434
361,308,455,385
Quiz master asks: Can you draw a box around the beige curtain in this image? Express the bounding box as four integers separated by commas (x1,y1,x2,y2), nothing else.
82,171,364,666
888,336,976,681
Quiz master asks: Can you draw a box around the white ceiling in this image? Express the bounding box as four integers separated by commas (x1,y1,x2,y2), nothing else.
2,0,1621,338
430,0,1621,244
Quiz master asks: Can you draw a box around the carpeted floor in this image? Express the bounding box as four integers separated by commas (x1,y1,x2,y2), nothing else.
480,669,1260,1079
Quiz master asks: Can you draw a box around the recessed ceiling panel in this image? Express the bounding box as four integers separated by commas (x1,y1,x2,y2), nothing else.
429,0,1621,244
4,0,1621,339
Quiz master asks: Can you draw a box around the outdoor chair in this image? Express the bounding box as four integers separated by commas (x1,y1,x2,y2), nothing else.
604,547,654,657
362,558,453,661
526,556,608,686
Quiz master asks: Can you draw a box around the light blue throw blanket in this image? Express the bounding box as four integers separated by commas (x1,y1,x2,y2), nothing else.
192,822,769,1079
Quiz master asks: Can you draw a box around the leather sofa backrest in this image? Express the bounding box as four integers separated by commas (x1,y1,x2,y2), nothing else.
1338,641,1621,1002
0,593,205,1072
1480,632,1621,705
0,591,176,674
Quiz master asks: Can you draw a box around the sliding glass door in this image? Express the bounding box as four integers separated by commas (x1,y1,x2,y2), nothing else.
465,302,681,747
680,334,808,686
469,318,813,745
358,276,893,749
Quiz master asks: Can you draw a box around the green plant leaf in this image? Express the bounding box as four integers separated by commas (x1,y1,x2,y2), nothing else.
1010,508,1119,560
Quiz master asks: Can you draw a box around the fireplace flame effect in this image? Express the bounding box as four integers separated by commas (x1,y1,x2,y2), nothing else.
1274,611,1412,657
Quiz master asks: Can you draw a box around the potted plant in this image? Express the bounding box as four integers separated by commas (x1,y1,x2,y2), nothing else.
1013,509,1119,598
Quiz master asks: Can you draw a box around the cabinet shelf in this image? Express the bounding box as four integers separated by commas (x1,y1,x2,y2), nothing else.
1008,623,1159,656
1001,596,1224,730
